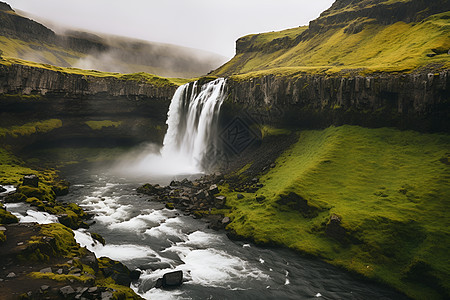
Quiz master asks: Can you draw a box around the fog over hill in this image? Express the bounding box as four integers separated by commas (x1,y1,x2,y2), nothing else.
0,2,227,78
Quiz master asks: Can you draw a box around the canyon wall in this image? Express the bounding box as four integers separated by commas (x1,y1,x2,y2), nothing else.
0,63,176,150
222,71,449,132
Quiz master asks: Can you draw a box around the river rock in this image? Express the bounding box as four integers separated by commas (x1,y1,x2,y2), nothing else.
165,202,175,210
39,267,52,273
215,196,226,202
209,184,219,195
180,178,192,186
59,285,75,297
222,216,230,224
23,174,39,187
130,270,141,281
76,287,88,294
136,183,160,195
101,291,113,300
170,180,181,186
162,270,183,288
40,285,50,292
80,251,99,272
195,190,207,200
6,272,16,278
154,278,163,288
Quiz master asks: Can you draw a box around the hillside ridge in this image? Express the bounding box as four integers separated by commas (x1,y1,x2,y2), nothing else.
0,2,225,78
213,0,450,77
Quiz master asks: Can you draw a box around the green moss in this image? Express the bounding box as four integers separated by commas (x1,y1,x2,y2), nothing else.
96,280,143,300
25,196,44,208
37,223,78,257
0,94,44,101
17,185,55,202
260,125,291,139
213,11,450,77
29,271,94,284
0,56,188,87
0,148,38,185
220,125,450,299
85,120,122,130
90,232,105,245
0,206,18,224
0,119,62,138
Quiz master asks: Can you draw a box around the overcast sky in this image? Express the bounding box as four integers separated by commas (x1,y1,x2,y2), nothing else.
7,0,334,58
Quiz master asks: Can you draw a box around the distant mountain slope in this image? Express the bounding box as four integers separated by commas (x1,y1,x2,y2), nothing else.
0,2,226,78
213,0,450,77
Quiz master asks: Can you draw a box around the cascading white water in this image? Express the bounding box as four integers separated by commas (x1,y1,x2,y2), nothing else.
121,78,227,176
161,78,226,171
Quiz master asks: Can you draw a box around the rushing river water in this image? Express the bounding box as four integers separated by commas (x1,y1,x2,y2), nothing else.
1,165,407,300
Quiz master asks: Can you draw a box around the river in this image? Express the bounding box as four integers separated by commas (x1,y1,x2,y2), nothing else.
38,165,406,300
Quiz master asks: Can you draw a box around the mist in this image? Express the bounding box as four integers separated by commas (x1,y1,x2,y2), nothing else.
69,33,227,77
8,0,335,59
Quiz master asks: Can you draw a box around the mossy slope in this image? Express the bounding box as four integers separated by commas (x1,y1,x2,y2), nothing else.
220,125,450,299
214,8,450,77
0,56,190,87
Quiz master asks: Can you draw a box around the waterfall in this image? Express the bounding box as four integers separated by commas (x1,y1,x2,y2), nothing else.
117,78,226,176
161,78,226,172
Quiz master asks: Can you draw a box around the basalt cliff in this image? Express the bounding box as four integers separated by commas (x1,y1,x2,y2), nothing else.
222,70,449,132
0,62,177,151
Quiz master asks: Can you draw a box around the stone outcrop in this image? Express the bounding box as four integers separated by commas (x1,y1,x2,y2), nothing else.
0,64,177,99
222,71,449,132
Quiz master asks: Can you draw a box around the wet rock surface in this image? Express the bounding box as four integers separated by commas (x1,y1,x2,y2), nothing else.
137,173,231,230
0,223,140,299
224,71,449,132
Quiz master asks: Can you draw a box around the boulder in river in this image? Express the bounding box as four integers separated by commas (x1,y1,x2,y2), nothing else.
154,278,163,288
23,174,39,187
130,270,141,281
162,270,183,288
136,183,159,195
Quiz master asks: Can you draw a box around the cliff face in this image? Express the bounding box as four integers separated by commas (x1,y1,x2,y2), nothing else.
0,64,177,99
0,63,177,151
222,71,449,132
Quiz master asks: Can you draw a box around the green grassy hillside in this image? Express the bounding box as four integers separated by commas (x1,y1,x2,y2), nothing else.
219,125,450,299
0,56,190,87
214,9,450,77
